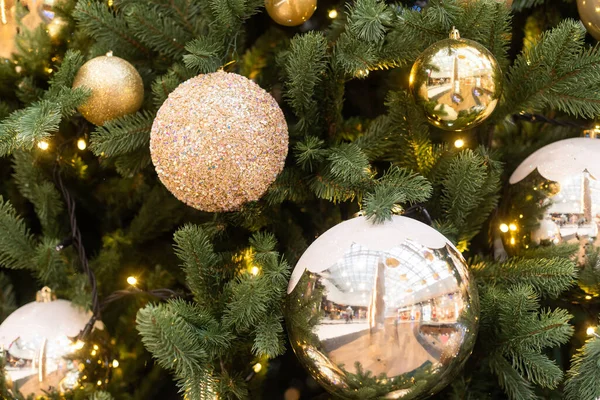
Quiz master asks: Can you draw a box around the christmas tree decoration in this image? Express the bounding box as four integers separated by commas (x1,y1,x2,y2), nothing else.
150,70,288,212
531,217,561,244
72,54,144,126
577,0,600,40
510,137,600,242
0,287,109,397
409,28,502,131
265,0,316,27
286,216,479,399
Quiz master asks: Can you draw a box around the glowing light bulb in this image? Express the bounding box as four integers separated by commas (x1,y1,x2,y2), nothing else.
77,138,87,150
253,363,262,373
97,380,102,386
587,326,596,336
72,340,85,350
499,223,509,233
251,266,259,276
454,139,465,148
37,140,49,150
586,295,592,300
509,223,517,231
510,237,516,245
328,9,338,18
112,359,119,368
127,276,138,286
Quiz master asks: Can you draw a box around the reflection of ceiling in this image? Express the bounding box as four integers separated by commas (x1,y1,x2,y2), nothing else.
428,46,494,79
320,241,458,308
550,174,600,215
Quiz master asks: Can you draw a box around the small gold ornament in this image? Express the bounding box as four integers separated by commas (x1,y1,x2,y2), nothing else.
265,0,316,26
72,54,144,126
409,28,502,131
577,0,600,40
150,71,288,212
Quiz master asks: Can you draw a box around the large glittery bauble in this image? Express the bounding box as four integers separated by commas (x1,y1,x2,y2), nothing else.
72,55,144,126
150,71,288,212
265,0,316,26
286,216,479,399
409,29,502,131
578,0,600,40
0,288,110,397
510,137,600,244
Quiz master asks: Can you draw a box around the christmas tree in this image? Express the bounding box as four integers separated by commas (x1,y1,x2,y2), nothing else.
1,0,600,398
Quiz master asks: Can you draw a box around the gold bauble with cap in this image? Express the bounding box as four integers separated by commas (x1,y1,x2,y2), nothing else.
409,28,502,131
265,0,317,26
72,53,144,126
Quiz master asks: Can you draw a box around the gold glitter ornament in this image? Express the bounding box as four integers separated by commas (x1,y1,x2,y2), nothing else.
577,0,600,40
265,0,316,26
150,70,288,212
409,28,502,131
72,54,144,126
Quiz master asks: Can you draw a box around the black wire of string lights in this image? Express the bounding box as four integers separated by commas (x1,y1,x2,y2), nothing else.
52,139,178,341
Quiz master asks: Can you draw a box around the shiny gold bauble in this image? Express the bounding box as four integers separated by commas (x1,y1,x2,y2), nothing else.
0,288,111,397
72,54,144,126
577,0,600,40
286,216,479,399
265,0,316,26
409,28,502,131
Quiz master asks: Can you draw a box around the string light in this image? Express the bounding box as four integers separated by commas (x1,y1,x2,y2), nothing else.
37,140,49,151
586,295,592,300
112,359,120,368
587,326,597,336
77,138,87,150
97,380,102,386
251,266,259,276
454,139,465,148
509,223,517,231
499,223,509,233
72,340,85,350
127,276,138,286
328,9,338,19
252,363,262,373
510,237,516,245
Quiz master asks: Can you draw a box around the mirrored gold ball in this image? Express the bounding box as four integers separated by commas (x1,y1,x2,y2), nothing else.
409,37,502,131
577,0,600,40
72,55,144,126
265,0,316,27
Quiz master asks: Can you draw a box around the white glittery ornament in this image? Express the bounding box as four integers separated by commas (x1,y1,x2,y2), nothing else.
150,71,288,212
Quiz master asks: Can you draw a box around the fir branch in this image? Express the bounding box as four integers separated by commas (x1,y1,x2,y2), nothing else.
502,20,600,118
73,0,150,58
128,185,184,244
346,0,393,43
0,272,16,322
151,63,196,108
125,4,192,60
488,353,537,400
47,50,86,96
113,146,152,177
90,110,154,157
0,196,36,270
294,136,326,171
173,224,221,305
12,151,64,237
252,313,285,358
283,32,328,134
472,257,577,298
565,332,600,400
183,36,224,74
327,143,371,187
509,350,563,389
136,302,209,378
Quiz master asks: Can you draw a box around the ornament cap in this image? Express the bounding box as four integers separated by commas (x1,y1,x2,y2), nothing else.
36,287,56,303
449,27,461,40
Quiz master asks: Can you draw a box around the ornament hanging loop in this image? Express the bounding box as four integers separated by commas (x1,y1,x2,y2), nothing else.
36,287,56,303
449,27,460,40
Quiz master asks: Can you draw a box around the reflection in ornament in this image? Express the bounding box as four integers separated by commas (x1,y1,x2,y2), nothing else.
409,28,502,131
0,287,109,397
531,217,561,244
286,216,479,399
510,138,600,242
